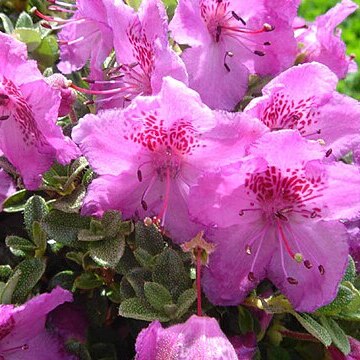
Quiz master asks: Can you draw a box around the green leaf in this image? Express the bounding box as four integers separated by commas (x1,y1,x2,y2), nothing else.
89,235,126,268
119,297,170,322
101,210,122,238
14,28,42,52
0,265,12,282
32,221,48,255
126,268,152,299
2,189,30,213
238,305,255,334
74,272,103,290
42,210,91,246
126,0,142,10
78,229,105,242
0,13,14,34
343,256,356,283
316,284,355,316
135,221,164,255
152,248,191,299
115,247,139,275
144,282,173,312
162,0,177,19
32,34,59,68
66,341,92,360
52,185,86,213
175,288,197,319
133,248,154,268
292,312,332,347
24,195,49,236
49,271,76,291
0,269,21,304
12,258,46,303
15,12,33,28
319,317,350,355
5,236,36,252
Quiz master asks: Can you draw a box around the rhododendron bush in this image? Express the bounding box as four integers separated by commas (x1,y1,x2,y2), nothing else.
0,0,359,358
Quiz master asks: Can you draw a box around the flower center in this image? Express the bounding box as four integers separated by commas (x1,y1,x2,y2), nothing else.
240,165,326,284
200,0,274,70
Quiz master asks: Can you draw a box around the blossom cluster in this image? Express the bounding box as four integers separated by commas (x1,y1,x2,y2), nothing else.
0,0,359,358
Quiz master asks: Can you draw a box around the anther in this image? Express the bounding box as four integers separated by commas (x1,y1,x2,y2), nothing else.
231,11,246,25
0,115,9,121
304,260,312,269
287,277,298,285
350,53,356,60
245,244,252,255
84,100,94,106
294,253,303,263
254,50,266,57
248,272,256,282
137,169,143,182
310,211,317,218
325,148,332,157
239,210,244,216
318,265,325,275
263,41,271,46
40,22,53,29
141,200,148,211
216,25,222,42
263,23,274,31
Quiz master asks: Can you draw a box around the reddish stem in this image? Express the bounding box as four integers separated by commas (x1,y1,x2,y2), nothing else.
196,247,202,317
280,329,319,343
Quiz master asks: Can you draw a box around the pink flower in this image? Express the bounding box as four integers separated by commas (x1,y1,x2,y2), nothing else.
0,287,74,360
170,0,300,110
35,0,113,74
294,0,358,79
77,0,188,111
244,62,360,157
135,315,238,359
189,131,360,311
0,33,80,190
73,77,267,243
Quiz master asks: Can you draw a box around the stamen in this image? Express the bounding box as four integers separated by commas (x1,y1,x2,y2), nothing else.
231,11,246,25
223,51,233,72
48,5,75,13
287,277,298,285
254,50,265,57
156,168,171,227
137,169,143,182
0,115,9,121
47,0,77,9
325,148,332,157
248,272,256,282
263,41,271,46
318,265,325,275
141,200,148,211
304,260,312,269
277,221,296,260
245,244,252,255
263,23,274,31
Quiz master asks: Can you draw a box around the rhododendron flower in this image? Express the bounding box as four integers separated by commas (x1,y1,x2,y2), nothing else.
78,0,188,110
0,287,73,360
0,33,80,190
345,219,360,272
47,303,89,344
0,169,15,211
245,62,360,157
35,0,113,74
135,315,238,359
294,0,358,78
170,0,299,110
73,77,267,243
189,131,360,311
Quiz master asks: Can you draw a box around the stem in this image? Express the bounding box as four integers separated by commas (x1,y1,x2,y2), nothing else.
196,247,202,317
280,329,319,343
